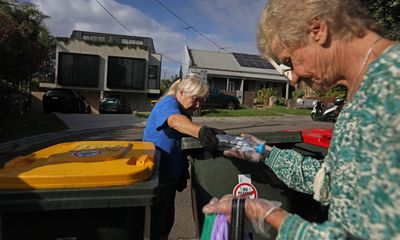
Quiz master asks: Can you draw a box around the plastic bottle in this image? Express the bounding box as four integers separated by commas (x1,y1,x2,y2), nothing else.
216,134,266,154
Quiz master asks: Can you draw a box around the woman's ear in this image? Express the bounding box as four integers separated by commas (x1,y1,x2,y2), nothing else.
309,17,328,45
177,89,184,99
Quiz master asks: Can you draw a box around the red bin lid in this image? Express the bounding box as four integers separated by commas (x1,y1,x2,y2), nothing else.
300,128,333,149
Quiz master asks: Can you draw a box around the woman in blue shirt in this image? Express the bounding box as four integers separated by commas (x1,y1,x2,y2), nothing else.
143,73,224,239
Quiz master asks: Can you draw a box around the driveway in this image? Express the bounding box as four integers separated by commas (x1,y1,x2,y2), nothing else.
55,113,146,131
56,113,333,134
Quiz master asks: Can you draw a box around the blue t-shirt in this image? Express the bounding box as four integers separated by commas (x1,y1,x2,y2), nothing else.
143,96,184,177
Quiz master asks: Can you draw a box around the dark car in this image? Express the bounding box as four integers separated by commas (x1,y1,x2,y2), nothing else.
42,89,91,114
99,95,132,114
202,88,240,109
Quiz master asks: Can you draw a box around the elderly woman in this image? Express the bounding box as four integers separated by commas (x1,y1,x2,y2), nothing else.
143,73,224,239
203,0,399,239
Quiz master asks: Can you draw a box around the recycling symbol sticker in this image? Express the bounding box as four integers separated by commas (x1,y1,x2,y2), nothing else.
72,150,102,157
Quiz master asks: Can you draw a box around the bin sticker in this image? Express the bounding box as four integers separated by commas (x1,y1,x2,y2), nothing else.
72,150,102,157
238,174,252,184
233,182,258,199
72,144,122,151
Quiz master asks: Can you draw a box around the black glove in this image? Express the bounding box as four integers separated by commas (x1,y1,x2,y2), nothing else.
198,126,225,152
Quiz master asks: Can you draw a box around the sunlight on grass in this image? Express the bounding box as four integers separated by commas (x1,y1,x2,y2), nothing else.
135,112,150,118
135,106,310,119
202,106,310,117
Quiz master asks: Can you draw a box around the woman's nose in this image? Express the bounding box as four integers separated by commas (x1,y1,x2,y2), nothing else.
290,71,301,86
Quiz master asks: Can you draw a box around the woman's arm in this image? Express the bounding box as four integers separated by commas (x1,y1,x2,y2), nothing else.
167,113,201,138
265,147,323,194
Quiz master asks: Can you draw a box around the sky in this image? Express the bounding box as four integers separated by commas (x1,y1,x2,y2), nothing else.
29,0,267,79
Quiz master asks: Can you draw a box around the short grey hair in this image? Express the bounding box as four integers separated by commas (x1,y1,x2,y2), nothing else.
165,73,209,98
257,0,380,59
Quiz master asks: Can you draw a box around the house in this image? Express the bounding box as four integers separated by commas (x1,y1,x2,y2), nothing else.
181,46,292,107
38,30,162,113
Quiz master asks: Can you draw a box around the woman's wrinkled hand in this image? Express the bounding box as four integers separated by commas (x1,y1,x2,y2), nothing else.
202,194,283,236
202,195,234,223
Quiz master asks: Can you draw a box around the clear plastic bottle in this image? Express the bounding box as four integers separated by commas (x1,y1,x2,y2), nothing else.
216,134,266,155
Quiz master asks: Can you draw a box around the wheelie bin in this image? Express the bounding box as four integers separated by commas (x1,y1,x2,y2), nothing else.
182,130,329,239
0,140,159,240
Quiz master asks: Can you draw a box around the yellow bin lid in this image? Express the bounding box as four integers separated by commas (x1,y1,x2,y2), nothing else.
0,141,156,189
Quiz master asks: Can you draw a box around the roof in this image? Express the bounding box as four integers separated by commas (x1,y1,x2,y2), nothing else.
187,48,287,82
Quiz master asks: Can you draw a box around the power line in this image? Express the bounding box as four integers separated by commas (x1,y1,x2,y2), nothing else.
94,0,135,37
153,0,230,53
93,0,181,64
162,55,181,64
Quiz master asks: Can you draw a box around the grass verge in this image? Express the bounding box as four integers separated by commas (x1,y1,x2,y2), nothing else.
0,113,68,143
136,106,311,119
202,106,310,117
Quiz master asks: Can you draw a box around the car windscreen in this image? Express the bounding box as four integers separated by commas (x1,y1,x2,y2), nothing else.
46,90,74,97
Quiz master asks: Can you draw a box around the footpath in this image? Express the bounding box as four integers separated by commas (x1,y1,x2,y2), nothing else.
0,113,146,154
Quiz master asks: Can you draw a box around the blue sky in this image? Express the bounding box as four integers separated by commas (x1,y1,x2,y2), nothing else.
30,0,267,78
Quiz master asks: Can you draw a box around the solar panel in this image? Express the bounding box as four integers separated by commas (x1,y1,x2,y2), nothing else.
232,52,274,69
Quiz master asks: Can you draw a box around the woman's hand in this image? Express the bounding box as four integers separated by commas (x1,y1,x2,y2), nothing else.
198,126,225,152
202,194,285,235
223,134,271,162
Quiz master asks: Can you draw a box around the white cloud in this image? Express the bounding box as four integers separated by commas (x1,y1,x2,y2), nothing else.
32,0,187,77
30,0,266,77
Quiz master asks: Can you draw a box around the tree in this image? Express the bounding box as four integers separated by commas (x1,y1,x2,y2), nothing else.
360,0,400,40
160,78,173,95
0,1,52,93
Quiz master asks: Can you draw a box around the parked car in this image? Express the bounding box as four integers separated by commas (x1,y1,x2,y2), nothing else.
42,88,91,114
99,95,132,114
202,88,240,109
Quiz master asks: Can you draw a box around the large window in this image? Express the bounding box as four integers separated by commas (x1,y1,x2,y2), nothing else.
107,56,145,89
58,53,99,87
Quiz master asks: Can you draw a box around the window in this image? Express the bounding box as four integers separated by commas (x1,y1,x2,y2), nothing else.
148,65,159,89
121,38,144,45
82,34,106,42
148,65,158,79
58,53,99,87
107,57,145,89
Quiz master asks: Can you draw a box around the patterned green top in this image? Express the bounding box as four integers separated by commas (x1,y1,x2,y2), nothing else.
264,44,400,240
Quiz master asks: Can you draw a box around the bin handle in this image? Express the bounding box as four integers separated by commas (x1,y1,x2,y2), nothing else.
230,198,245,240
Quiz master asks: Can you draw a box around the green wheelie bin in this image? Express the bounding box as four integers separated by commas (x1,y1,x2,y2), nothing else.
182,130,329,239
0,140,159,240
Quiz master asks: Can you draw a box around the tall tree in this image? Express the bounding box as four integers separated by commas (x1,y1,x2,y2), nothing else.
0,1,51,93
360,0,400,40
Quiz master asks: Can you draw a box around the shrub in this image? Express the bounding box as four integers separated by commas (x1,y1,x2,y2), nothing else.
275,96,287,106
291,89,305,99
257,87,274,105
325,86,347,99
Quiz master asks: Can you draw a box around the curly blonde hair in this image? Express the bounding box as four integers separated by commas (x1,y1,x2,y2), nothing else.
257,0,380,59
